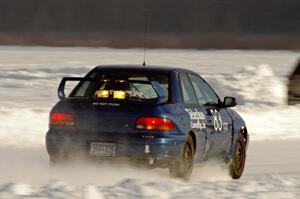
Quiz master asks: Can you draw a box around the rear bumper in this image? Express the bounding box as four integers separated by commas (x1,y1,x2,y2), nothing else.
46,130,186,163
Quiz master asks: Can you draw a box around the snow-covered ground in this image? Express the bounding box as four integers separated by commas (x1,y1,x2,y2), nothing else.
0,46,299,198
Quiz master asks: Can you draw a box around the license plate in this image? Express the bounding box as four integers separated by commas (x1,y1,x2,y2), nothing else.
90,142,116,157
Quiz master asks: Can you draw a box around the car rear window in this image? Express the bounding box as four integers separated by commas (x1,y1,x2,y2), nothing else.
70,70,169,101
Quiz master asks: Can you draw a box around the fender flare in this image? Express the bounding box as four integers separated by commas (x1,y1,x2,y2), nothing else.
227,126,249,162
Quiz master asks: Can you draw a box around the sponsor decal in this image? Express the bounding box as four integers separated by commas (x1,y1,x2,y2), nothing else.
185,108,206,130
92,102,120,106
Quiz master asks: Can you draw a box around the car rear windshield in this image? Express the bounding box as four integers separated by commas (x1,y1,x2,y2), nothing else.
70,70,169,101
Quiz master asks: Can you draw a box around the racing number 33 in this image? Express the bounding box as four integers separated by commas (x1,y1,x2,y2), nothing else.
210,109,223,131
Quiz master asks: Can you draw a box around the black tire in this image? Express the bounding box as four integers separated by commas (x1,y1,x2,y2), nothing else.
230,133,246,179
169,135,195,180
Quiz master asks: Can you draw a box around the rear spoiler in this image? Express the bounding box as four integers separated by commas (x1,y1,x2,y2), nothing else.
58,77,86,100
58,77,168,104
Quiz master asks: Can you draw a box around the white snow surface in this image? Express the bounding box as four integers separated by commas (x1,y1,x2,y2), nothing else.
0,46,299,198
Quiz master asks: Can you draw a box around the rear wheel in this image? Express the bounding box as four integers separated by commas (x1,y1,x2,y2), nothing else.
169,135,195,180
229,133,246,179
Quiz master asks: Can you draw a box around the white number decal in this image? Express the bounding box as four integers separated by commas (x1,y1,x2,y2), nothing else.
210,109,223,131
185,108,206,130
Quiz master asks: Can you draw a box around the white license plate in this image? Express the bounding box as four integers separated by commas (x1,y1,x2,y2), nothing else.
90,142,116,157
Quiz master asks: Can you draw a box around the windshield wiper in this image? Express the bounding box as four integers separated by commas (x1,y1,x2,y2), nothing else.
130,83,146,99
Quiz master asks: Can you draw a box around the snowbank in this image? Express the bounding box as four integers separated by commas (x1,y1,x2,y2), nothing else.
204,64,300,140
0,47,298,144
0,47,299,198
205,64,287,106
1,62,297,146
1,175,300,199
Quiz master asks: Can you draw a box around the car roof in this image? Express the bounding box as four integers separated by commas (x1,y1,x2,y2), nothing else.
94,65,197,74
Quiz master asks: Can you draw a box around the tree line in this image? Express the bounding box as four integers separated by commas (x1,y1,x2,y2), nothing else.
0,0,299,48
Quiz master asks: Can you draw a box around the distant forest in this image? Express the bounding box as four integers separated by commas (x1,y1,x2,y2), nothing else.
0,0,299,49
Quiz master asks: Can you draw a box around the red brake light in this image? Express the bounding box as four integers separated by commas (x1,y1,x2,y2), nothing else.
136,117,174,131
50,113,75,126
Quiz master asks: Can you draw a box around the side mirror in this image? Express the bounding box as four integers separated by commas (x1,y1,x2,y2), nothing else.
223,96,237,108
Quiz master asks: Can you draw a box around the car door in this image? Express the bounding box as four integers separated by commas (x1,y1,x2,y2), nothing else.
187,74,233,159
179,73,207,161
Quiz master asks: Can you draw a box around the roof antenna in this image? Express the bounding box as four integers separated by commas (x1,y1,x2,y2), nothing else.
142,22,147,66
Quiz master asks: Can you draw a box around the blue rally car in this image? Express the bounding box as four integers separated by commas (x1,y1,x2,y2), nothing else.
46,65,249,180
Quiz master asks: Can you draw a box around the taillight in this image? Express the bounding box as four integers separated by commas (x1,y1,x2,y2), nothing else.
136,117,174,131
49,113,75,126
